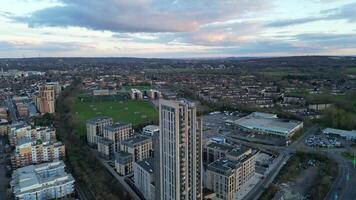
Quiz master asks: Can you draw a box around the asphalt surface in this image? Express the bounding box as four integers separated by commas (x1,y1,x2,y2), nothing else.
5,97,18,123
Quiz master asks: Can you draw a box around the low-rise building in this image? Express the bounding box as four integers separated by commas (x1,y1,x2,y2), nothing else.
10,161,75,200
146,89,161,99
234,112,303,138
130,89,143,100
323,128,356,141
142,125,159,136
134,158,155,200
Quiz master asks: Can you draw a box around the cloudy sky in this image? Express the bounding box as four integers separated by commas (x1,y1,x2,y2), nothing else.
0,0,356,58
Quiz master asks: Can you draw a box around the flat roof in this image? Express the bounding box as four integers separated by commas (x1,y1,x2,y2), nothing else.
323,128,356,138
86,116,112,124
104,122,131,131
234,112,302,136
121,135,151,147
11,161,74,196
136,158,154,173
143,125,159,131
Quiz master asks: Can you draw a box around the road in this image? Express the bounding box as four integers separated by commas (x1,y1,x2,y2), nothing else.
5,96,18,123
227,124,356,200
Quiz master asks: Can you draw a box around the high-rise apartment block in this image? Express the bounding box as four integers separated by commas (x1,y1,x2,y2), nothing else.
86,116,113,146
37,84,56,114
156,99,202,200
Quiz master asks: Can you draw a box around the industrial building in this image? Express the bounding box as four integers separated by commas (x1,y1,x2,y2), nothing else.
323,128,356,141
234,112,303,138
10,161,75,200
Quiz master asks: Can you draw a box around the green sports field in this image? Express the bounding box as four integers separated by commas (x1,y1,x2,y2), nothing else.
72,99,158,137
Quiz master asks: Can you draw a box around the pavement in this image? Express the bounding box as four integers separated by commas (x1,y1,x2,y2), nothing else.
5,97,18,123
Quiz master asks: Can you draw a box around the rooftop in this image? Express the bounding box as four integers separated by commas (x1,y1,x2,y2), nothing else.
121,135,151,147
86,116,112,124
11,161,74,196
323,128,356,138
104,122,131,131
234,112,302,136
143,125,159,131
136,158,154,173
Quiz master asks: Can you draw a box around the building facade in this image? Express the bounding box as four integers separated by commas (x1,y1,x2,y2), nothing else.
120,135,153,162
157,99,203,200
134,158,155,200
11,139,65,169
38,84,56,114
86,116,113,146
103,122,133,153
205,148,256,200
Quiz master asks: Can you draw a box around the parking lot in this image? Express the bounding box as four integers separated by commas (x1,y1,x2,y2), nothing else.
305,130,356,149
202,111,241,140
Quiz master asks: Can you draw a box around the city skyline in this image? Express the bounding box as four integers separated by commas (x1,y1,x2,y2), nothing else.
0,0,356,58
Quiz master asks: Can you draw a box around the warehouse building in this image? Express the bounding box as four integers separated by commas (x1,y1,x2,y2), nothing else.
234,112,303,138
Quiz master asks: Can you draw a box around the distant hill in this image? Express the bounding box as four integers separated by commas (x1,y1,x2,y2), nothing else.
0,56,355,70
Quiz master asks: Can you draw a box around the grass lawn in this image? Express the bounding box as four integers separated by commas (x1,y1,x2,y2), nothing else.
346,67,356,73
72,99,158,137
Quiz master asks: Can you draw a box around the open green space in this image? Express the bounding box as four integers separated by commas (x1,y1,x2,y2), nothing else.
346,67,356,73
72,99,158,137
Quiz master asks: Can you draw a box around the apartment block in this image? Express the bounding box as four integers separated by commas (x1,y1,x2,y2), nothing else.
86,116,113,146
120,135,153,162
9,123,56,147
11,161,75,200
115,151,133,176
11,139,65,168
37,84,56,114
134,158,155,200
156,99,203,200
205,147,256,200
103,122,133,153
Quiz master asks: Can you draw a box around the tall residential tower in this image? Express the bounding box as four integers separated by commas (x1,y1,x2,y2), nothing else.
157,99,202,200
